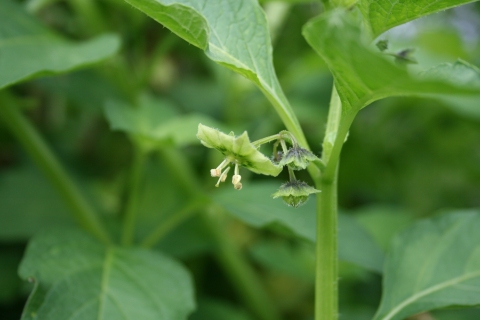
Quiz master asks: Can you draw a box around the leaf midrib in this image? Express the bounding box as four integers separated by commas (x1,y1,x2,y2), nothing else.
381,270,480,320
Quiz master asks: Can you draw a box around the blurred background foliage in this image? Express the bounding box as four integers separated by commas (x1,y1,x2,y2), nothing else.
1,0,480,319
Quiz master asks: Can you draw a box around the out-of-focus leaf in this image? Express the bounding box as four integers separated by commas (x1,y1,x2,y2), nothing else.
374,210,480,320
135,160,214,258
123,0,300,140
104,96,220,150
354,206,413,251
190,299,253,320
338,213,384,273
250,240,315,282
0,0,120,89
0,165,73,241
358,0,479,37
302,10,480,116
213,182,384,272
36,71,124,113
19,228,195,320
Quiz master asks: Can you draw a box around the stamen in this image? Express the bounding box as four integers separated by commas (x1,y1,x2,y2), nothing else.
215,166,230,187
211,159,229,177
232,164,242,190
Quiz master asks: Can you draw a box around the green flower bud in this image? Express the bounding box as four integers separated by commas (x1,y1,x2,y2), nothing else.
278,146,320,170
272,180,320,208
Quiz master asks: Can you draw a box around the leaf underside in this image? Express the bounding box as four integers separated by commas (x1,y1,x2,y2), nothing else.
302,9,480,116
374,211,480,320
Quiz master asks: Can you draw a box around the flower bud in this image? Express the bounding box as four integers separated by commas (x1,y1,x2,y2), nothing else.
278,146,319,170
272,180,320,208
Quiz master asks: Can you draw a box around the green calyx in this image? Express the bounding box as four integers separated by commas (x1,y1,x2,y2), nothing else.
273,180,321,208
278,146,320,170
197,124,283,189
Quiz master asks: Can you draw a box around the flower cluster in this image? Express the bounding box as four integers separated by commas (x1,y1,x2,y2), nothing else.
197,124,321,207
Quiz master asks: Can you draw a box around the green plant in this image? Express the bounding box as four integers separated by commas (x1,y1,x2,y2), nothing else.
1,0,480,319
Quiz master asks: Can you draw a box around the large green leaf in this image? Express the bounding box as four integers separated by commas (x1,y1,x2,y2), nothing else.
302,10,480,116
358,0,479,37
374,210,480,320
0,0,120,89
213,182,384,272
19,228,195,320
122,0,300,139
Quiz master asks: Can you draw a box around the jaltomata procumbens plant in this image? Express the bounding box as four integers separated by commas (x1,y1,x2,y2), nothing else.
0,0,480,320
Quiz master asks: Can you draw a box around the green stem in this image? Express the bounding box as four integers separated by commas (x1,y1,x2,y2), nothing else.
202,214,281,320
313,86,356,320
69,0,107,35
158,147,280,320
252,133,280,147
315,171,338,320
121,146,146,246
140,198,205,248
0,93,110,244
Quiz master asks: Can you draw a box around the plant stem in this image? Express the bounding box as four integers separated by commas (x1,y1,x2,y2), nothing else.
315,172,338,320
0,93,111,244
202,214,281,320
140,198,205,248
313,87,356,320
158,147,280,320
70,0,107,35
260,84,322,181
121,146,146,246
252,133,280,147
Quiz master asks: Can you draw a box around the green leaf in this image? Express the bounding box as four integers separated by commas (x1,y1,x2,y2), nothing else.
421,60,480,119
0,164,73,241
0,0,120,89
197,124,283,177
19,228,195,320
250,240,315,282
302,10,480,116
354,205,413,252
374,210,480,320
213,182,384,272
104,97,220,150
359,0,479,37
123,0,302,143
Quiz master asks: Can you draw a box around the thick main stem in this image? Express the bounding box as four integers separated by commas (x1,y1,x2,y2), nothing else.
313,86,355,320
315,172,338,320
0,93,110,244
